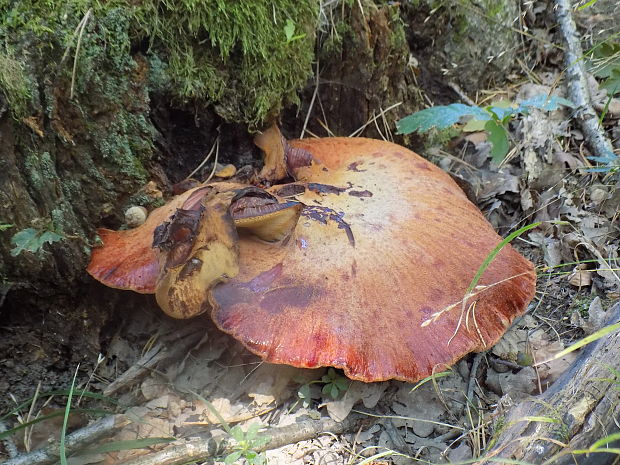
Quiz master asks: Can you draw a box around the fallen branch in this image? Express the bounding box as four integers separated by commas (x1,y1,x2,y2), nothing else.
554,0,615,160
119,414,370,465
2,414,129,465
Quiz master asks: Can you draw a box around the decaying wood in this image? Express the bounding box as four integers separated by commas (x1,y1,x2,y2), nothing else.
118,414,370,465
554,0,615,161
477,302,620,465
2,414,129,465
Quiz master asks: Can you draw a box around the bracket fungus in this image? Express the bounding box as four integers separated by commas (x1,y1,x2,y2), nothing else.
88,128,536,382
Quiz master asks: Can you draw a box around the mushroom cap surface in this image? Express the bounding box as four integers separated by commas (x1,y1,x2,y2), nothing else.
210,137,536,382
87,187,207,293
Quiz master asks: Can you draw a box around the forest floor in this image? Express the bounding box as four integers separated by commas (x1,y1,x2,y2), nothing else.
1,7,619,465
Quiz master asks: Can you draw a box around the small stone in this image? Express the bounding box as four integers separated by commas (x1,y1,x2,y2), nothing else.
589,187,608,206
125,206,148,228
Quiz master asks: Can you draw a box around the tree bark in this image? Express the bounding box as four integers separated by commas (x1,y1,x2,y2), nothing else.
478,302,620,465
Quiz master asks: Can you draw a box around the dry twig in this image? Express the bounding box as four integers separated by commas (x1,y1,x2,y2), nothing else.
2,414,129,465
554,0,615,160
118,414,370,465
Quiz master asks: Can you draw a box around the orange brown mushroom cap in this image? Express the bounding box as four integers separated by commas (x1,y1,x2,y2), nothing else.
209,137,536,382
87,135,536,383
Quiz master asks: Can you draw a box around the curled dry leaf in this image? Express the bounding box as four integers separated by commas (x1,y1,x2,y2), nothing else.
87,128,536,383
567,264,593,287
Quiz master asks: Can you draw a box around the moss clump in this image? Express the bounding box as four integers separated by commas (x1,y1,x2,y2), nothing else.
0,50,32,119
132,0,318,124
0,0,318,125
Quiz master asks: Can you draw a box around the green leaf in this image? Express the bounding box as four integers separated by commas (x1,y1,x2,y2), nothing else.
462,118,488,132
601,68,620,95
297,384,310,400
464,222,544,297
396,103,490,134
230,425,244,442
329,383,339,399
60,365,80,465
0,223,14,231
486,100,517,123
225,450,243,464
253,435,271,448
245,423,261,440
485,119,510,164
577,0,599,10
517,94,576,112
10,228,63,256
321,383,331,396
284,19,295,41
535,321,620,365
334,376,348,391
410,371,453,393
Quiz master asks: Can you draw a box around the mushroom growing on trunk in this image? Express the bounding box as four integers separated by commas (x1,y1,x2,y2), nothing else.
88,128,536,382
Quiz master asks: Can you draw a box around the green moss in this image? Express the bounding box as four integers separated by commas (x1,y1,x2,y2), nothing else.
0,50,32,119
126,193,165,210
131,0,318,124
24,151,56,190
425,127,462,150
1,0,318,125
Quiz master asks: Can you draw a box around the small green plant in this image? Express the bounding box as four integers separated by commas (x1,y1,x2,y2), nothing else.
283,18,306,44
0,223,14,231
295,368,350,408
10,227,64,256
193,392,270,465
320,368,349,399
586,40,620,96
224,424,270,465
396,95,575,164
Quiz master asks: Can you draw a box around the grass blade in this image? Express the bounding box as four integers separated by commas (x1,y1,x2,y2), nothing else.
60,364,79,465
534,321,620,366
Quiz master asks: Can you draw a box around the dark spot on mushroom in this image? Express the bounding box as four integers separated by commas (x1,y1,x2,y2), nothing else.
414,162,432,171
272,183,306,197
392,151,406,159
179,257,203,280
348,190,373,198
260,286,315,314
101,264,120,281
307,183,346,195
351,260,357,277
419,306,434,319
247,263,283,292
347,161,367,172
302,206,355,246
